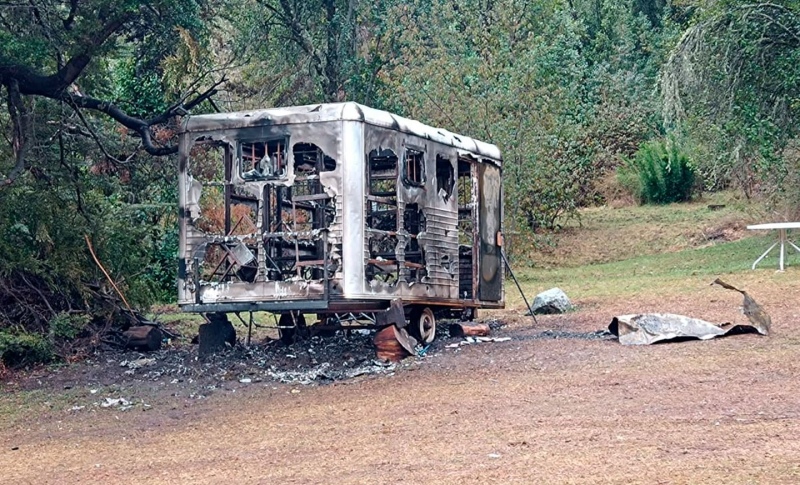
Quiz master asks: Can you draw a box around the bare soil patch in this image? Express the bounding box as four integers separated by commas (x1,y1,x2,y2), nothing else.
2,273,799,484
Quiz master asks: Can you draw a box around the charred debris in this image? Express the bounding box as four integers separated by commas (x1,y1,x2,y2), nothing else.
177,103,505,359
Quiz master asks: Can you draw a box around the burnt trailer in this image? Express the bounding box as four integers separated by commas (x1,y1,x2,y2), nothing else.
178,102,503,344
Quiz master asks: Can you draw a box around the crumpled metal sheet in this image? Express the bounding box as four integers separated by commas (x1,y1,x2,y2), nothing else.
711,278,771,335
608,279,771,345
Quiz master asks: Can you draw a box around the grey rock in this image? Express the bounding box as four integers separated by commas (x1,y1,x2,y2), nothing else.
528,287,574,315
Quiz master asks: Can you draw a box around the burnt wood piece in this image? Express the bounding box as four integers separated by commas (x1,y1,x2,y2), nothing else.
374,325,416,362
449,323,490,338
198,314,236,357
122,326,163,351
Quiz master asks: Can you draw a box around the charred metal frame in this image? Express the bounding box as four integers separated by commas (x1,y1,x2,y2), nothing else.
177,103,504,318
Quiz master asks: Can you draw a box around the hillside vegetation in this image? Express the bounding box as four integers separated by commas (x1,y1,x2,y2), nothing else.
2,0,800,365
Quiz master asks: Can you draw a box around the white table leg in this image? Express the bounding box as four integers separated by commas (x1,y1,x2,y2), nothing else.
753,241,779,269
789,240,800,254
780,229,786,271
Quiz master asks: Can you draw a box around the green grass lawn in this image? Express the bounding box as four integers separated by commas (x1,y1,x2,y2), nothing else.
510,234,775,303
504,192,796,305
510,191,767,269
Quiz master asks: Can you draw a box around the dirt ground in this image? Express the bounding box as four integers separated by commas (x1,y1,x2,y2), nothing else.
2,274,800,484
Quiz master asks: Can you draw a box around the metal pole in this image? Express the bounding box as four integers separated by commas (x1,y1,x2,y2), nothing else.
248,312,253,346
501,250,537,325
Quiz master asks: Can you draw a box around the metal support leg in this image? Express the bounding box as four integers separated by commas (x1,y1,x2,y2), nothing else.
752,242,779,270
780,229,786,271
500,250,537,325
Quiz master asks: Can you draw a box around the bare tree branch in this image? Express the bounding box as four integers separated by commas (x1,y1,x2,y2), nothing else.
66,98,138,164
3,79,30,185
63,0,78,30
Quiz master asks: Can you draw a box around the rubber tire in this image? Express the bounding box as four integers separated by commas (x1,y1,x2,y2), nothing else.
410,307,436,344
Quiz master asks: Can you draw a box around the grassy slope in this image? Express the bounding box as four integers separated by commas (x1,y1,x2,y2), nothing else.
505,192,790,307
510,191,764,269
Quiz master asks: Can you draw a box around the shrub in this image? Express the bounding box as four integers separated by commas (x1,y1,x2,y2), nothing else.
0,331,53,368
48,313,91,340
619,139,696,204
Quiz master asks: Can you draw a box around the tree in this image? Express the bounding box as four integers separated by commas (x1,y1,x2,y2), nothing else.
0,0,223,185
0,0,227,365
382,0,669,239
661,1,800,197
229,0,397,107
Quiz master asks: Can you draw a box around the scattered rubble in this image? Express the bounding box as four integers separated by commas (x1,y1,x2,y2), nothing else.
267,360,397,385
522,329,613,341
11,317,531,400
119,358,156,369
99,397,132,410
16,330,424,397
446,336,512,349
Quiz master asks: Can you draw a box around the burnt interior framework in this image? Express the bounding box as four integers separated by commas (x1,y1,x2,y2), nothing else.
178,103,503,321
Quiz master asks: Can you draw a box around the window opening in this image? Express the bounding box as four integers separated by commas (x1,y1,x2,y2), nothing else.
189,139,260,285
436,155,455,202
403,147,425,186
368,148,398,196
366,235,400,285
293,142,337,175
457,157,476,299
241,138,288,180
261,143,337,281
403,203,427,282
366,148,400,285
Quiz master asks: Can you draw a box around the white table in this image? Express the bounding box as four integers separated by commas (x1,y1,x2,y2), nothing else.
747,222,800,271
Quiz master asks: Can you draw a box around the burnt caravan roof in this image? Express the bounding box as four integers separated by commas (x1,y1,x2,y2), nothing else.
181,102,502,164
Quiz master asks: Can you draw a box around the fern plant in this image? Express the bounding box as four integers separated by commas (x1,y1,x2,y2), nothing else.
619,139,696,204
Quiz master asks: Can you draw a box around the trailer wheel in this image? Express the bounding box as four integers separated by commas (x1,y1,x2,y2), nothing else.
411,307,436,344
278,313,306,345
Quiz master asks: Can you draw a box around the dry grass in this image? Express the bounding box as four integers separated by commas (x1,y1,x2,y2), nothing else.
3,279,800,484
2,195,800,484
510,191,764,269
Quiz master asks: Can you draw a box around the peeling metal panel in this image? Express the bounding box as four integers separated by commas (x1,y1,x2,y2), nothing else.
609,313,767,345
609,279,771,345
182,102,503,163
342,120,366,298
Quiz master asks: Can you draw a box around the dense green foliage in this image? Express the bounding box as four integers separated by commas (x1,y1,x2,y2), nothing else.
662,1,800,204
0,331,53,368
1,0,800,365
619,139,696,204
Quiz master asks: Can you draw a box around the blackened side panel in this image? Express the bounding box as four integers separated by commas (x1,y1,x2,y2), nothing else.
478,163,502,302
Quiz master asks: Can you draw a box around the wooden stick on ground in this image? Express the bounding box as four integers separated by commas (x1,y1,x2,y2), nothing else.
449,323,491,338
84,235,135,317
